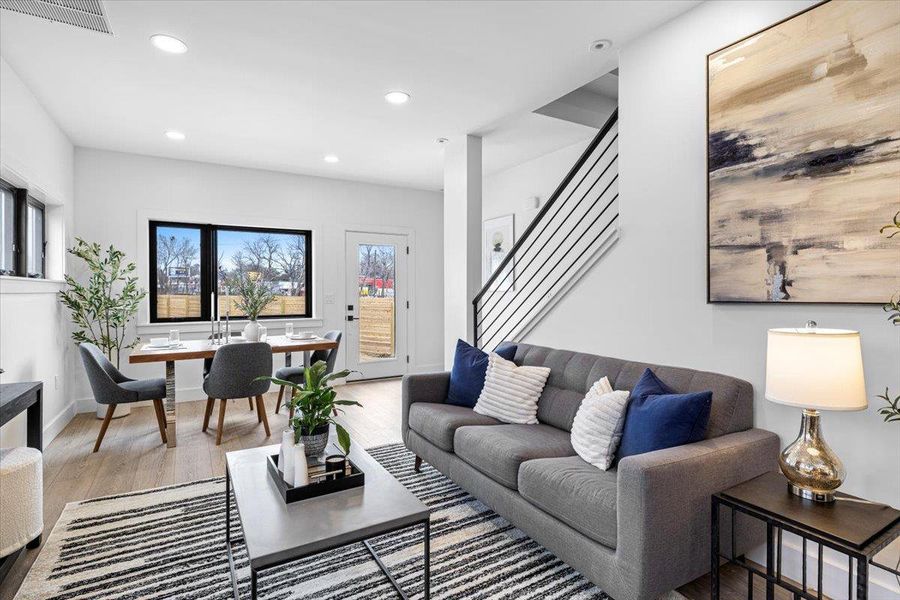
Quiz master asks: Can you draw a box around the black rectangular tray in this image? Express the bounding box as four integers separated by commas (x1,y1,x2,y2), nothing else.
266,452,365,503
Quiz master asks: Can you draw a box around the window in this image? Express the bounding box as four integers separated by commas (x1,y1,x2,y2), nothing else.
0,179,46,278
149,221,312,323
25,198,45,278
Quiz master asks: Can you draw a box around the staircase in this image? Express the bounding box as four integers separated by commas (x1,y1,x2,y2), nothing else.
473,108,619,349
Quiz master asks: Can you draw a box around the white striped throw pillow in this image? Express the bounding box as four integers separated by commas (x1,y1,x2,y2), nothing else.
570,378,630,470
473,353,551,424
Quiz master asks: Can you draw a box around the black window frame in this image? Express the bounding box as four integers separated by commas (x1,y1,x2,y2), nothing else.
149,220,313,323
23,195,46,278
0,178,46,279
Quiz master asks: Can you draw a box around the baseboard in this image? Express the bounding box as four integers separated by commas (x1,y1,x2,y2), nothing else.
74,387,208,414
748,537,900,599
43,400,76,446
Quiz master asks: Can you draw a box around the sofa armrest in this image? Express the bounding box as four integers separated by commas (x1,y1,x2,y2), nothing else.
615,428,779,599
401,372,451,445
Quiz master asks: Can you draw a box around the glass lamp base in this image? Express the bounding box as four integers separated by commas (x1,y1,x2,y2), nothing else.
779,409,844,504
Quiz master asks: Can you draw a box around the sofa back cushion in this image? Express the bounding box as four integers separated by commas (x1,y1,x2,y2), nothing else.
510,343,752,438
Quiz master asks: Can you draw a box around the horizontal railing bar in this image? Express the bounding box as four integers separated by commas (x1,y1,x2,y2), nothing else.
474,108,619,303
478,197,618,348
480,211,619,350
475,133,619,312
476,164,619,327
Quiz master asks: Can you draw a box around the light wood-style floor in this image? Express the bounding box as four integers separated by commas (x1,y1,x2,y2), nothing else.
2,379,792,600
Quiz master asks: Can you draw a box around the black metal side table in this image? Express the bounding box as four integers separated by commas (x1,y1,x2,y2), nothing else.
711,471,900,600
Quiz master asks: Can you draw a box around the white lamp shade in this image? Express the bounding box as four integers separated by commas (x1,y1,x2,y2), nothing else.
765,328,867,411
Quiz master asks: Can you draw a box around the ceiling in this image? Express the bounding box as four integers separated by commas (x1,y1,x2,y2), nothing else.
0,1,697,191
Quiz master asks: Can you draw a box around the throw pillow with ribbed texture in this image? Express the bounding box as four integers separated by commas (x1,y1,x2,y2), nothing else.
473,353,550,424
570,377,630,470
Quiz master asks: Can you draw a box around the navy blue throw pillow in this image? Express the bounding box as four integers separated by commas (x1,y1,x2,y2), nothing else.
617,369,712,459
446,339,516,408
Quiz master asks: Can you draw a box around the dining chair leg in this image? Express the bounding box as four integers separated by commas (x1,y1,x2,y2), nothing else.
289,405,294,420
248,397,254,410
216,399,227,446
276,385,284,414
255,397,263,423
257,395,271,437
93,404,116,453
202,398,215,432
152,399,168,444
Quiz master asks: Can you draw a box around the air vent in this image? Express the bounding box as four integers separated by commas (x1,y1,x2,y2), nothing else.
0,0,112,35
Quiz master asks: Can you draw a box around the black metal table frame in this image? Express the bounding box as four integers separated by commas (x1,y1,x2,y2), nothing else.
225,465,431,600
711,493,900,600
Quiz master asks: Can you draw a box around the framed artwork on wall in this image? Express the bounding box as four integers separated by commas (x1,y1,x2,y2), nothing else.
707,0,900,303
483,214,515,291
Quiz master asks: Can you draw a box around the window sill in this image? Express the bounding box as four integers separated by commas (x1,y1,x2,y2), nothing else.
0,275,66,294
136,317,324,336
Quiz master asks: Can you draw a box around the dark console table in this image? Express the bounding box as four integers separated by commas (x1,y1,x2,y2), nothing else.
0,381,44,585
711,471,900,600
0,381,43,451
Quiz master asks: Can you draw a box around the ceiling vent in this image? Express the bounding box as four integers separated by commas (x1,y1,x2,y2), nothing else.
0,0,113,35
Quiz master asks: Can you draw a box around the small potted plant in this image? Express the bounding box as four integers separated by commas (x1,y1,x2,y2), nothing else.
261,360,360,456
230,271,275,341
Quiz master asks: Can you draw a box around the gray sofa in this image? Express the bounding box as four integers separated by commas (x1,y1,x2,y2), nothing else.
402,343,779,600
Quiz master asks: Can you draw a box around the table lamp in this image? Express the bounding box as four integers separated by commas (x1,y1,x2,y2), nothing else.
765,322,867,503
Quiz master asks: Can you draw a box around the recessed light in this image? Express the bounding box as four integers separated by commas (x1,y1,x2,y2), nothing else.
151,34,188,54
384,91,410,105
324,154,339,163
165,130,186,141
589,39,612,52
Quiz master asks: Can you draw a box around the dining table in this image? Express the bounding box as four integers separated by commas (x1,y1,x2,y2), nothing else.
129,335,339,448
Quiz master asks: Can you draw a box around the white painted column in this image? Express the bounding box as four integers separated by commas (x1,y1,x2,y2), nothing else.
442,135,482,369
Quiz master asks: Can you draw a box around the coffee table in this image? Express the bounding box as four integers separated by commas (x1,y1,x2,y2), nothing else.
225,443,431,599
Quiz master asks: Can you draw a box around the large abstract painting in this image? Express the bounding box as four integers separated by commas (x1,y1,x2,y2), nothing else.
707,0,900,303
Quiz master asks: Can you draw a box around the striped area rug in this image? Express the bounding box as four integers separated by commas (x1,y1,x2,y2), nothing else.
14,444,684,600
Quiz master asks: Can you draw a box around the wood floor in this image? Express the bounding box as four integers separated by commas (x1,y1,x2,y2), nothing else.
3,379,785,600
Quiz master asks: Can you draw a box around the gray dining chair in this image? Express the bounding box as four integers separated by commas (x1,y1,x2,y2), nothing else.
79,342,167,452
274,330,342,418
201,342,273,445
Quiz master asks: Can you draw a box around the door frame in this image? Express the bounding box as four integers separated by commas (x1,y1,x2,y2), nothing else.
340,225,416,380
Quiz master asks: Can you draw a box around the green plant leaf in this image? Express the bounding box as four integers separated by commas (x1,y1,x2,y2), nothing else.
335,423,351,456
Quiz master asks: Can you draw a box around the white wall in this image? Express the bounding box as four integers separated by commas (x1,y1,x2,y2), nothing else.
509,1,899,595
72,148,443,406
483,138,590,233
0,57,76,447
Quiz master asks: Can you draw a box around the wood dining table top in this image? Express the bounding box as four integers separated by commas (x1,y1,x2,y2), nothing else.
128,336,339,364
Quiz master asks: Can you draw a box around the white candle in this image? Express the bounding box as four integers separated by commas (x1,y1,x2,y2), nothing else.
281,429,295,484
292,443,309,487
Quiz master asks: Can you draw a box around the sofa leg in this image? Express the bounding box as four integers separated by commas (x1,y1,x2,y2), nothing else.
414,455,422,473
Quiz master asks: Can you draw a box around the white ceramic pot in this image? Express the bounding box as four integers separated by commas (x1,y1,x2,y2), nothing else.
96,403,131,419
243,320,261,342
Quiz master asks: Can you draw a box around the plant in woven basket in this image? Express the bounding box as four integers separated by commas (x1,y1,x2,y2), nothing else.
58,238,146,368
260,361,360,454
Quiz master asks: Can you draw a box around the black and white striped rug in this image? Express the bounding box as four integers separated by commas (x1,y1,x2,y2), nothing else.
15,444,685,600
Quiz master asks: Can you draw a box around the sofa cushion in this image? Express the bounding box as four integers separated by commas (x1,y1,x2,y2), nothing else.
447,339,517,407
518,456,618,548
510,342,753,438
408,403,501,451
454,424,576,489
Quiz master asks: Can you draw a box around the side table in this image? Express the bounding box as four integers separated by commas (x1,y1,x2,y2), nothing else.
711,471,900,600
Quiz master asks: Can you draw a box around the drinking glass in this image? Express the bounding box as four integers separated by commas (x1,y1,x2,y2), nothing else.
168,329,180,346
285,323,294,337
258,325,268,342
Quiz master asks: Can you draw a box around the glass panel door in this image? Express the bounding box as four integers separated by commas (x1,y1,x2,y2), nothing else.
345,232,408,379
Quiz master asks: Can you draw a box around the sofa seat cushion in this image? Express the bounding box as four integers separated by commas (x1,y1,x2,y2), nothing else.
408,403,501,451
454,424,576,489
518,456,618,548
